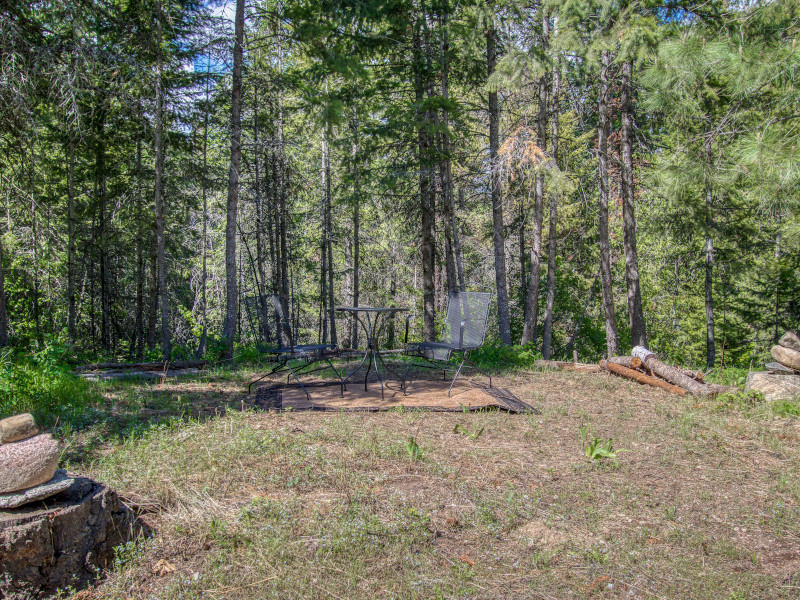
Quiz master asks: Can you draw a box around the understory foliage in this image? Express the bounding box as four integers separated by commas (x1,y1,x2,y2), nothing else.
0,344,103,428
0,0,797,370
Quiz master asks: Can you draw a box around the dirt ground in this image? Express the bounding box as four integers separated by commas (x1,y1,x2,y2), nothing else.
67,368,800,599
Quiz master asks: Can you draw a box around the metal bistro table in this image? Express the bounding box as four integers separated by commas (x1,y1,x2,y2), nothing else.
336,306,408,400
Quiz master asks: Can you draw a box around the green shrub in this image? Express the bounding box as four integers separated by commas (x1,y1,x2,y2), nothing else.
771,400,800,418
704,367,751,388
0,348,104,430
234,343,267,364
469,343,541,369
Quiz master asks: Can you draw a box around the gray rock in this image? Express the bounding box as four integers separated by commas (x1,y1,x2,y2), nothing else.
766,362,798,374
0,470,75,509
746,372,800,402
0,476,150,598
0,413,39,444
0,434,61,494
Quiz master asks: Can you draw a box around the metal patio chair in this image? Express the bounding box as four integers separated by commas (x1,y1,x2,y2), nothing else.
247,295,344,399
402,290,493,396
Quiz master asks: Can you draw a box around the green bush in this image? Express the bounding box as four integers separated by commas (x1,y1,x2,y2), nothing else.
0,347,104,430
469,343,541,370
704,367,751,388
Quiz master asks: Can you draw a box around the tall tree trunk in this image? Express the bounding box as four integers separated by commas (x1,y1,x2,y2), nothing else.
522,14,549,346
266,141,277,296
542,63,560,359
487,18,512,345
414,3,436,341
28,142,41,343
620,59,646,347
197,50,212,358
704,135,715,369
453,187,465,292
253,85,269,346
95,113,110,351
323,129,337,344
350,107,360,347
388,270,397,347
147,237,158,350
598,50,619,357
67,130,77,343
133,135,145,359
276,6,290,318
154,7,170,360
222,0,245,358
320,136,329,344
442,174,457,295
439,6,458,296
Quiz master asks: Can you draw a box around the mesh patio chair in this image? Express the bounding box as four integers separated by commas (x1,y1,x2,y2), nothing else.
403,290,493,396
247,295,344,399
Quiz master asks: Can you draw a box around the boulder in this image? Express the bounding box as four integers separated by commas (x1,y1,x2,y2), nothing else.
772,345,800,371
0,434,60,494
779,331,800,353
0,413,39,444
746,372,800,402
0,476,150,598
0,470,75,509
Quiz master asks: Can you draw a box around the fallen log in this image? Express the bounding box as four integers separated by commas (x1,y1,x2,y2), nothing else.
608,356,643,369
771,345,800,371
779,331,800,353
632,346,707,396
77,368,200,381
680,368,705,383
76,360,206,372
613,352,704,385
534,360,602,373
600,360,687,396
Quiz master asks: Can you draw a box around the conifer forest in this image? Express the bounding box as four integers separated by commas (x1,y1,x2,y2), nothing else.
2,0,799,370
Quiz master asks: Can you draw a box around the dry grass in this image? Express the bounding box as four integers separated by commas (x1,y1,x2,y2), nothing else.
63,368,800,599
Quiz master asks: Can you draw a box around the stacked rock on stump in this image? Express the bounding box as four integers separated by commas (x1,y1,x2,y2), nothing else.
746,332,800,401
0,414,148,598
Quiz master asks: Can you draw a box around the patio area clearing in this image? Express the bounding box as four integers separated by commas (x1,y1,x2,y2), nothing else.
253,378,534,413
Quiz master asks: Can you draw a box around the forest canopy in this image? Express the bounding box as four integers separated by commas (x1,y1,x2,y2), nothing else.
0,0,798,369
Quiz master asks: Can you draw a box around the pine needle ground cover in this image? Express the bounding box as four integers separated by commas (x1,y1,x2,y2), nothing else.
62,370,800,599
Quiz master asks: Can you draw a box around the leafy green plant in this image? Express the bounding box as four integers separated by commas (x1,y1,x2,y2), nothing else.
584,437,619,460
771,400,800,417
580,425,624,461
715,389,764,410
453,424,484,440
405,437,421,461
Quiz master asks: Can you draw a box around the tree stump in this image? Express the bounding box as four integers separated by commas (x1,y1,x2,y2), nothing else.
0,475,149,599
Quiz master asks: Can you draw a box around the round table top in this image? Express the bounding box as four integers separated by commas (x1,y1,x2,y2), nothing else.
335,306,408,313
